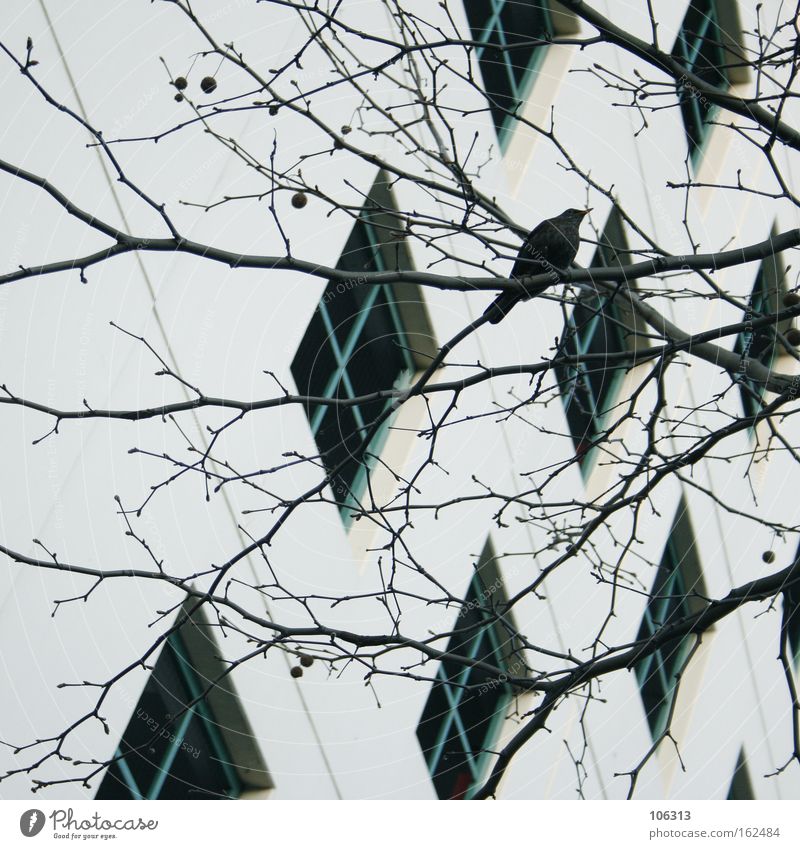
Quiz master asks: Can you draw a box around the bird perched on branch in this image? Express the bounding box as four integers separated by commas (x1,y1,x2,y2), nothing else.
483,207,591,324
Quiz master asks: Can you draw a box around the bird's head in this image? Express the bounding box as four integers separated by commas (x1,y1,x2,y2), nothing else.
560,207,592,221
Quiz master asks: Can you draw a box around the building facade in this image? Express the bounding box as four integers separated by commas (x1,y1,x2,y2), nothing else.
1,0,799,801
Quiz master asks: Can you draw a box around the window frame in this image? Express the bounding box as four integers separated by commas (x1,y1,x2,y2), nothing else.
302,217,416,514
634,541,693,739
465,1,555,149
97,633,242,800
634,502,706,739
556,209,632,473
733,242,787,423
672,0,729,164
419,573,513,799
97,606,271,800
291,174,436,524
416,541,524,799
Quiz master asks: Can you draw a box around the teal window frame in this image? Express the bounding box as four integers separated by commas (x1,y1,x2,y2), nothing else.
465,1,554,149
416,572,513,800
291,215,415,521
556,213,629,471
96,634,241,800
634,535,694,739
733,262,780,421
672,0,728,163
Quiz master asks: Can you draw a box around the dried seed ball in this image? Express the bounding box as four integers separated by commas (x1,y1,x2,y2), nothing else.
174,93,184,102
269,105,279,116
762,550,776,563
291,192,308,209
200,76,217,94
341,125,351,135
786,327,800,346
299,654,314,668
290,665,303,678
784,291,800,307
174,76,188,91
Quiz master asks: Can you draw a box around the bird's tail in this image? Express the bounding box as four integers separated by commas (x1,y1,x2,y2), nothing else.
483,292,519,324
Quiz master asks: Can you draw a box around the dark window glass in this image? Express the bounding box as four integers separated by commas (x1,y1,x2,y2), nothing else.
784,544,800,662
727,750,755,800
313,404,364,500
787,585,800,661
416,574,513,799
431,725,475,801
556,212,628,463
291,327,336,413
155,716,232,800
733,260,781,420
465,1,553,136
672,0,728,159
291,217,414,510
96,637,241,800
634,536,694,738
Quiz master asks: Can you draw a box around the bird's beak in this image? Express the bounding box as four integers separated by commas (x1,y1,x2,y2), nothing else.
582,208,592,216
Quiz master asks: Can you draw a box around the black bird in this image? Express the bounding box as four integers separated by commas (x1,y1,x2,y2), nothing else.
483,208,591,324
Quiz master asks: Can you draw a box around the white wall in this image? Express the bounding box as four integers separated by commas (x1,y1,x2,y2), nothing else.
0,0,798,800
